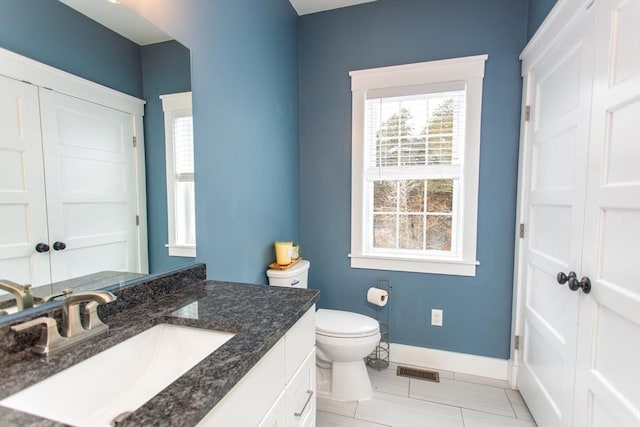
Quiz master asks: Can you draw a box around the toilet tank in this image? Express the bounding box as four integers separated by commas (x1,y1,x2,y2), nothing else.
267,260,310,288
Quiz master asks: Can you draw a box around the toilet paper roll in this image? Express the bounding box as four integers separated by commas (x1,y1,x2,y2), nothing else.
367,287,389,307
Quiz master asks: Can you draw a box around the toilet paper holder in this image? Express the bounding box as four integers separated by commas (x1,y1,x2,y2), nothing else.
366,278,391,370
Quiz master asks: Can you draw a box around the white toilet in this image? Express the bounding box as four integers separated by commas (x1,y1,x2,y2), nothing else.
267,260,380,401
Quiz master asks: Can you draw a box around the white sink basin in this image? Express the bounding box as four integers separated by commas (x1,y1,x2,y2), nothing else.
0,323,235,426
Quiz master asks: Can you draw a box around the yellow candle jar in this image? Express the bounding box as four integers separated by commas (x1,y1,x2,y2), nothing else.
274,241,293,265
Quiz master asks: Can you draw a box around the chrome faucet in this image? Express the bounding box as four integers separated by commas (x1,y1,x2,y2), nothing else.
0,279,35,310
10,291,117,355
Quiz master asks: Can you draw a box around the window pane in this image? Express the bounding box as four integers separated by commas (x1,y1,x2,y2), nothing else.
173,116,194,174
374,181,397,212
400,136,426,166
375,138,398,167
426,215,451,251
399,180,424,212
426,98,454,165
427,179,453,213
176,181,196,246
373,214,396,248
399,214,423,249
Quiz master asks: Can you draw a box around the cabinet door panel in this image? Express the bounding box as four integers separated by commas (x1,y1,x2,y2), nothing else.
518,7,596,427
38,89,139,282
0,75,51,287
574,1,640,426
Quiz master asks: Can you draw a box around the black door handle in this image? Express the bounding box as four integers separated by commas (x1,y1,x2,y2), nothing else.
52,241,67,251
35,243,50,253
568,276,591,294
557,271,576,284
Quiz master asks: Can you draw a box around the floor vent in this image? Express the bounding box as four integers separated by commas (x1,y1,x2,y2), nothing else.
396,366,440,383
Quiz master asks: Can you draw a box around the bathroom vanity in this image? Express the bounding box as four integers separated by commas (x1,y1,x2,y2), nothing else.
0,265,319,426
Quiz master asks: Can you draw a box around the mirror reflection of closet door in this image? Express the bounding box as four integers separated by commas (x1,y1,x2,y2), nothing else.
38,89,138,283
0,76,51,287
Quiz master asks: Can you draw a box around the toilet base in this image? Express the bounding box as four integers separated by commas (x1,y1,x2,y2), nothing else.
316,359,374,401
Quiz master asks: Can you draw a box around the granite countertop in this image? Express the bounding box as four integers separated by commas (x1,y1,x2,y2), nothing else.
0,280,319,426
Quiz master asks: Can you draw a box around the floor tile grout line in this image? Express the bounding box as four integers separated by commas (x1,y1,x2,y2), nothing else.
460,407,467,427
504,387,519,419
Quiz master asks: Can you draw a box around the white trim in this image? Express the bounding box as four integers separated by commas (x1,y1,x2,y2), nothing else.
350,55,486,276
161,91,196,258
0,46,148,275
390,343,509,381
0,47,144,115
350,55,488,90
349,254,478,276
520,0,591,72
166,244,196,258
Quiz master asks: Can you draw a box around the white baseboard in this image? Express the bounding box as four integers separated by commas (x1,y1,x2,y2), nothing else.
390,343,509,381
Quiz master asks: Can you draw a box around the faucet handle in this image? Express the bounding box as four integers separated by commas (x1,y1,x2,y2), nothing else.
84,301,108,334
11,317,65,355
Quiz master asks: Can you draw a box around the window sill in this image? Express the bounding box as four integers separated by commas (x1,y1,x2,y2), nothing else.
349,253,478,276
166,244,196,258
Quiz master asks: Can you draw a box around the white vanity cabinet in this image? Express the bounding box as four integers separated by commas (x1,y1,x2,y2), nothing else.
197,306,316,427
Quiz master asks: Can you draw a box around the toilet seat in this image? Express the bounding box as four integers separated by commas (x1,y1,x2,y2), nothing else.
316,309,379,338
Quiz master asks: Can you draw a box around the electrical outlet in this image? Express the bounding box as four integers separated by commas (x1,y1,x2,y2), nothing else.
431,309,443,326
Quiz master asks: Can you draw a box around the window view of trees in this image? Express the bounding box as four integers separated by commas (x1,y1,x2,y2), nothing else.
370,94,460,252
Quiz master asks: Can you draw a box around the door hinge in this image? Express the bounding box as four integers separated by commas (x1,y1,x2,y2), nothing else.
524,105,531,122
514,335,520,350
132,136,137,148
519,223,525,239
135,215,140,226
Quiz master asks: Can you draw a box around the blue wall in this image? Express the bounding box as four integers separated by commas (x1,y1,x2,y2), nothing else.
299,0,528,359
140,41,194,273
0,0,142,98
122,0,300,284
527,0,558,40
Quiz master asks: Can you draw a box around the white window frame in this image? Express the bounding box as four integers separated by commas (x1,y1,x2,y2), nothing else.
349,55,487,276
160,91,196,257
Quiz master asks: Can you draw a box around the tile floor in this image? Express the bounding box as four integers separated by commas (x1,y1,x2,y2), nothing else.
316,363,537,427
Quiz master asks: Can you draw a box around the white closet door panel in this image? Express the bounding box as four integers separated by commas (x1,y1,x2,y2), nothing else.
0,75,51,287
38,89,138,283
518,7,596,427
574,2,640,425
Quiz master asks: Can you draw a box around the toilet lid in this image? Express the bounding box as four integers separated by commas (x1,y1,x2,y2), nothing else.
315,309,379,337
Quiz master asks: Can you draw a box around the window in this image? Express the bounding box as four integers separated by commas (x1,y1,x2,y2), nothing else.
349,55,487,276
161,92,196,257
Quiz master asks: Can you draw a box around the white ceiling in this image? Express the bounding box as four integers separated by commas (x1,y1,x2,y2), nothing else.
59,0,172,46
289,0,377,15
59,0,377,46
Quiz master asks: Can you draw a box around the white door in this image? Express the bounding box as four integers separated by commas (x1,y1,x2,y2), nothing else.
0,75,51,287
517,7,596,427
573,1,640,426
38,88,139,282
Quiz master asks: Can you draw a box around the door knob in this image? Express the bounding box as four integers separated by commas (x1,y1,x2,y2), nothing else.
557,271,576,285
52,241,67,251
35,243,50,253
568,276,591,294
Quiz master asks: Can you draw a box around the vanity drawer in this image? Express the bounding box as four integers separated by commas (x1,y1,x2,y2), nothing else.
286,348,316,427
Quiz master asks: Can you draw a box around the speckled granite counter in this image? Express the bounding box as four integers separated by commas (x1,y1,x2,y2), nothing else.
0,276,319,426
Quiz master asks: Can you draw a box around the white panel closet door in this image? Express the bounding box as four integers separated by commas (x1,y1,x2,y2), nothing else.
573,1,640,426
38,89,138,282
517,7,596,427
0,76,51,287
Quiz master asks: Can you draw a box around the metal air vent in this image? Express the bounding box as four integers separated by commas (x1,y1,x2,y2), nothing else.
396,366,440,383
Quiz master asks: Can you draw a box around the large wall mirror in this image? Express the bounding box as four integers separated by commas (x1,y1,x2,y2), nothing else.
0,0,195,321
